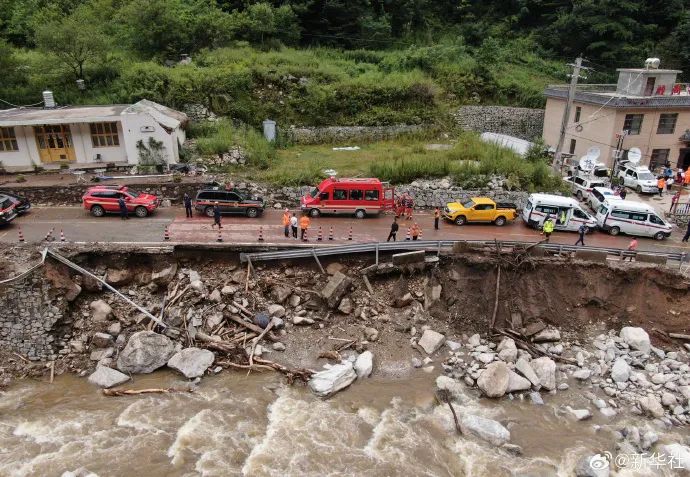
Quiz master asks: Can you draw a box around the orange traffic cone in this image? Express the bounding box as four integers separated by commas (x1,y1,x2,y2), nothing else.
328,226,334,241
44,227,54,242
17,226,25,243
216,228,223,242
258,226,264,242
317,226,323,241
60,229,66,242
418,227,423,240
348,226,353,241
405,227,411,241
302,228,308,242
164,226,170,241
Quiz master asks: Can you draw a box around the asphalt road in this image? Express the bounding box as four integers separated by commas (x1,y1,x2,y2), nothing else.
1,206,688,254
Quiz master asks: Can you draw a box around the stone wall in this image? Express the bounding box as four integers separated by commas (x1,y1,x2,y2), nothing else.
0,266,70,361
453,106,545,140
287,125,425,145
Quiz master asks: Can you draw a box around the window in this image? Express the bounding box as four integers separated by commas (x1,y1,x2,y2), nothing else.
569,139,576,154
573,209,589,219
536,205,559,215
333,189,347,200
611,210,629,219
657,114,678,134
650,149,670,169
623,114,644,135
626,169,635,177
475,204,494,210
649,215,664,225
630,212,648,221
224,192,240,201
90,122,120,147
349,189,363,201
319,192,329,200
0,127,18,152
574,107,581,123
574,177,585,186
364,190,379,201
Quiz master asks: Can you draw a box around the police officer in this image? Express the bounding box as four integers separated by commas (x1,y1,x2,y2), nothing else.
387,217,399,242
118,196,129,220
211,202,222,228
542,215,554,242
183,193,193,218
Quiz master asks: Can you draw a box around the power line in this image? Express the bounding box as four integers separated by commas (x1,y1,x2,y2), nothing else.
0,98,44,108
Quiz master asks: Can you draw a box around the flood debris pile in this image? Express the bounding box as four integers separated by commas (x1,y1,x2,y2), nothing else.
441,324,690,427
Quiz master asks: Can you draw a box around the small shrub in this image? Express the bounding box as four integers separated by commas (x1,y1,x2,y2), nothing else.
16,175,26,183
172,172,182,183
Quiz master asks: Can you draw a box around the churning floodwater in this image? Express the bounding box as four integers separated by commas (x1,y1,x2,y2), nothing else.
0,371,685,476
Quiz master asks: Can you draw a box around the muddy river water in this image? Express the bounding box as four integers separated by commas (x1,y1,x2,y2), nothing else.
0,370,687,476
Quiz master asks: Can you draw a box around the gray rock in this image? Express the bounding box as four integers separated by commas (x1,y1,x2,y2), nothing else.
530,392,544,405
91,332,114,348
151,263,177,285
320,272,352,308
567,407,592,420
531,357,556,391
208,289,222,303
288,294,301,307
460,414,510,446
468,334,481,347
90,300,112,322
575,454,610,477
106,268,133,285
293,316,314,326
418,329,445,354
477,362,510,398
271,286,291,304
90,348,114,361
354,351,373,378
573,369,592,380
267,304,286,318
309,362,357,397
498,347,518,363
167,347,215,378
117,331,176,374
87,365,130,388
533,328,561,343
619,327,651,354
446,340,462,351
221,285,237,296
506,370,532,393
107,322,121,336
272,342,286,352
364,327,379,342
638,395,664,418
338,298,353,314
611,358,631,383
515,358,541,388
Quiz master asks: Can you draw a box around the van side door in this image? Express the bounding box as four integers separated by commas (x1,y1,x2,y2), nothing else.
332,188,348,214
571,208,591,231
629,211,650,236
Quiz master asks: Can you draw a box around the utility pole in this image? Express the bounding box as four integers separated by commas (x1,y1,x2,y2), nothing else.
553,57,586,173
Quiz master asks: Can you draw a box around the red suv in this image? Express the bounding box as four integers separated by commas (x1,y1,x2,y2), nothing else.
82,185,159,218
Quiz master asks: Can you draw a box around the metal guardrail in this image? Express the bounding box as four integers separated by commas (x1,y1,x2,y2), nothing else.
239,239,685,264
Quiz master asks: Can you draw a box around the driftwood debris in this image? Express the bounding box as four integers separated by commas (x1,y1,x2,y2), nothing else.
490,266,501,330
103,387,194,397
669,332,690,341
495,328,577,365
436,389,461,435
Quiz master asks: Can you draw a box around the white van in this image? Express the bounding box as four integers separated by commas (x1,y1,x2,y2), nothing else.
617,163,659,194
522,193,598,232
596,200,672,240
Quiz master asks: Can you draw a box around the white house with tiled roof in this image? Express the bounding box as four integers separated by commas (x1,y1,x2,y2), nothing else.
0,99,188,172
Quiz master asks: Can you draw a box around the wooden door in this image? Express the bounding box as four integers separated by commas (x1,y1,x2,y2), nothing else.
34,125,76,163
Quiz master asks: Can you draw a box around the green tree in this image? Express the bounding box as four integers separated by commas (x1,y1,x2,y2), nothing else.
230,2,301,46
34,5,109,80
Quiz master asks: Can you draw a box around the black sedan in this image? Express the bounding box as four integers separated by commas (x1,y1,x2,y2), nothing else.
0,190,31,214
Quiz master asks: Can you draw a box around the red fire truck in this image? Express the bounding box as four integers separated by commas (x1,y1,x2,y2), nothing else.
301,177,395,218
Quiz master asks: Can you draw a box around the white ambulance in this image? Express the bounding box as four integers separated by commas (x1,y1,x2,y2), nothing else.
522,193,597,232
595,200,672,240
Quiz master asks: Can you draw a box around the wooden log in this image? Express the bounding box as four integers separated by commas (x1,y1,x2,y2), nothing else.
225,313,279,342
362,275,374,295
669,333,690,341
490,266,501,330
103,387,193,397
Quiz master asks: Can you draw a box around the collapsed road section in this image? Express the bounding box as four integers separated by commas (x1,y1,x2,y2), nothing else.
0,242,689,474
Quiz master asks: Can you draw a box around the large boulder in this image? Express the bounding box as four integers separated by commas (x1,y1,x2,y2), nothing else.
418,329,445,354
90,300,112,322
610,358,631,383
167,347,215,378
354,351,373,378
460,414,510,446
530,357,556,391
308,362,357,397
271,286,292,304
506,370,532,393
638,395,664,418
515,358,541,388
117,331,176,374
106,268,133,286
151,262,178,285
87,365,130,388
91,332,114,349
619,327,651,354
477,362,510,398
320,272,352,309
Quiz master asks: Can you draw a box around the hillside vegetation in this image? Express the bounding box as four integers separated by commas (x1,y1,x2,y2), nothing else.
2,0,688,127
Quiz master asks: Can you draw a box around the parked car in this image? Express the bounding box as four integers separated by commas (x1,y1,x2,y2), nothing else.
522,193,597,232
0,194,18,225
617,162,659,194
0,190,31,214
82,185,159,217
443,197,517,226
587,186,619,211
595,199,671,240
194,188,264,218
301,177,395,218
563,175,608,201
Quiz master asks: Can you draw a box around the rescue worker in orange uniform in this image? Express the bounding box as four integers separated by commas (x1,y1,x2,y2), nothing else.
299,214,310,241
282,208,291,238
657,176,666,197
411,222,421,240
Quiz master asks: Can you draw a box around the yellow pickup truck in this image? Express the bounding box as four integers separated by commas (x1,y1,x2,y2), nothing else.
443,197,518,226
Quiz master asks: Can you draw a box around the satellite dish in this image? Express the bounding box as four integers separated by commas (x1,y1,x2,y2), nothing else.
579,156,596,172
586,147,601,161
628,147,642,164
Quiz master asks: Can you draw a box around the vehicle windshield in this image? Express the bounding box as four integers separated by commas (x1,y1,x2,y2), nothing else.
638,172,655,180
462,199,475,208
126,190,140,198
310,188,319,198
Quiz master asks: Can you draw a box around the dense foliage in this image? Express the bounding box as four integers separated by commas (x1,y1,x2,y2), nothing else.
1,0,687,125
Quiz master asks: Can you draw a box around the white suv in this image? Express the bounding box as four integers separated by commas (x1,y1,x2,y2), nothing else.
618,163,659,194
563,175,608,201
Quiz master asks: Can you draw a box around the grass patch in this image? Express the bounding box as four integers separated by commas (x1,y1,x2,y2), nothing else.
194,120,276,169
